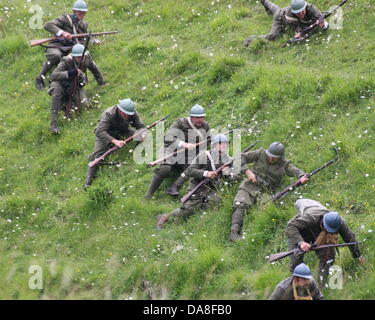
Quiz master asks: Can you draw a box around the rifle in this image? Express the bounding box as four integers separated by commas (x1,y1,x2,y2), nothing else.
271,148,339,202
181,140,260,204
30,31,120,47
88,115,170,168
65,33,91,118
148,129,234,167
283,0,348,46
268,241,360,263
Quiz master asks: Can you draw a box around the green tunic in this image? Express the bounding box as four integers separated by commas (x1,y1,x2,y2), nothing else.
264,3,322,41
88,106,145,161
286,199,361,281
154,117,211,179
170,149,237,219
269,276,324,300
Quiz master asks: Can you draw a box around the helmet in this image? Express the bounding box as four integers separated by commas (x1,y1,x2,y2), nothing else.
323,211,342,233
291,0,307,14
118,98,136,115
265,142,285,158
293,263,313,280
190,104,206,117
71,43,86,56
212,134,229,145
73,0,89,12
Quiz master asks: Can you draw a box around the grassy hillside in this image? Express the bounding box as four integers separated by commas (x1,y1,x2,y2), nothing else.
0,0,374,299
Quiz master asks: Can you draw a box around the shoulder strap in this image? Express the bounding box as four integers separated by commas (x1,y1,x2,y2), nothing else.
66,14,79,43
187,117,204,140
205,151,216,171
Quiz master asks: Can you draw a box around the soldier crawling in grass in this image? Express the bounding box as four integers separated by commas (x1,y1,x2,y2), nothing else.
156,134,241,230
286,198,365,287
84,98,145,188
48,43,106,134
229,142,309,242
244,0,328,46
145,105,211,199
35,0,96,90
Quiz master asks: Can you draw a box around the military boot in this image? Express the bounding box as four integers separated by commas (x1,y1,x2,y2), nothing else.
84,166,97,189
145,175,164,199
156,214,170,230
35,62,50,90
229,224,242,242
50,109,60,134
165,175,187,196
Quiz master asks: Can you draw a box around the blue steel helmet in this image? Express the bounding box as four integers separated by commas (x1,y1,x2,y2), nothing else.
212,134,229,145
323,211,342,233
190,104,206,117
118,98,136,115
293,263,313,280
291,0,307,14
73,0,89,12
71,43,85,56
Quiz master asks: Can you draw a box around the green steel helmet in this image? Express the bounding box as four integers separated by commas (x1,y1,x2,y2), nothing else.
293,263,313,280
323,211,342,233
190,104,206,117
118,98,136,115
291,0,307,14
73,0,89,12
71,43,85,56
212,134,229,145
265,142,285,158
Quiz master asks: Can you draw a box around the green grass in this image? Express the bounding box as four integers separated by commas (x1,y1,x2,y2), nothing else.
0,0,374,299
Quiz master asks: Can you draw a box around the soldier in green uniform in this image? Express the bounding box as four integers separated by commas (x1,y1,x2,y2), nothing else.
48,43,106,133
145,105,211,199
244,0,328,46
269,263,324,300
286,198,365,286
156,134,239,229
84,98,145,188
35,0,92,90
229,142,308,241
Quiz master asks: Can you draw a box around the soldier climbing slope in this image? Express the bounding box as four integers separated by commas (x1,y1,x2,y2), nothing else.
244,0,328,46
84,99,145,188
48,43,106,134
286,198,365,287
156,134,240,230
229,142,308,241
146,105,211,199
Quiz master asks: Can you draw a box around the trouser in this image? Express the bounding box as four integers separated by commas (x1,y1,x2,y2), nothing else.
231,185,261,230
262,0,280,16
288,239,336,286
38,47,70,79
149,163,189,194
48,81,89,121
170,187,219,219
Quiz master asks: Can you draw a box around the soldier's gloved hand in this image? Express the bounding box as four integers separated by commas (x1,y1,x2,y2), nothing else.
299,241,311,252
181,142,196,150
206,171,218,179
112,139,126,148
245,169,257,183
68,69,78,79
62,32,73,40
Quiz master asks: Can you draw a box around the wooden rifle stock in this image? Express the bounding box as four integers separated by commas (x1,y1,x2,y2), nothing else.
65,34,91,118
30,31,120,47
88,115,170,168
